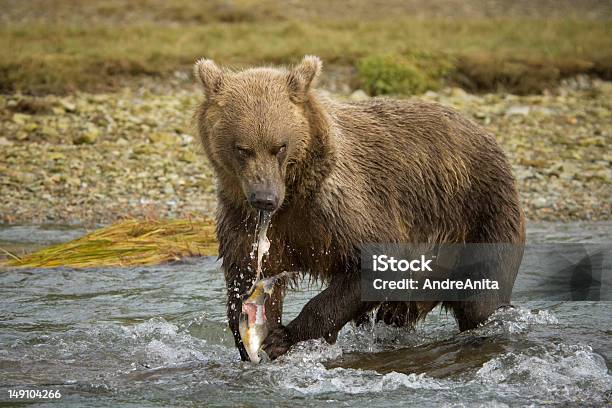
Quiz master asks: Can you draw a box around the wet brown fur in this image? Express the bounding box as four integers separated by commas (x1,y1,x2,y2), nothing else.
194,56,525,361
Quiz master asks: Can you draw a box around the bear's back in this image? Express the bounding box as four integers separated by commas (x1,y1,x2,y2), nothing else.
308,96,520,245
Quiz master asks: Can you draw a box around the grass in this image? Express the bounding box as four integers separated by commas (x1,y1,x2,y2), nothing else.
1,218,218,268
358,55,432,96
0,11,610,94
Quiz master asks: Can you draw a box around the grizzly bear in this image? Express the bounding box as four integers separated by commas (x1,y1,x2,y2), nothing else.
194,55,525,361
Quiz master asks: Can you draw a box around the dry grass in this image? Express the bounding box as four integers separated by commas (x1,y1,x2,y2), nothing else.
1,218,218,268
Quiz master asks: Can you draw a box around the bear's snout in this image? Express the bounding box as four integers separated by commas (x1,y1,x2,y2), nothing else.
248,189,279,211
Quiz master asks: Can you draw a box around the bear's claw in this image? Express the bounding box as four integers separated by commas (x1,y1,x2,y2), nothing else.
261,325,293,360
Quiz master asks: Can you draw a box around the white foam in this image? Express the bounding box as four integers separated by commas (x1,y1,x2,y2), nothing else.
114,318,228,367
277,365,450,395
261,339,449,395
477,343,611,404
335,321,420,353
476,307,559,335
143,339,206,365
127,317,180,339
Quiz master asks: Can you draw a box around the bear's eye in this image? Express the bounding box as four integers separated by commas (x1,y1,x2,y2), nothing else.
273,143,287,164
235,145,254,158
272,144,287,156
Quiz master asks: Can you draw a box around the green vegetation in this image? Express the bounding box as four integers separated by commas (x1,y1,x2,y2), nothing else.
0,0,610,94
357,51,453,95
358,55,431,96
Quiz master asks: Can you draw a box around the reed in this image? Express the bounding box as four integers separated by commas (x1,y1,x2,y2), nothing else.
1,218,218,269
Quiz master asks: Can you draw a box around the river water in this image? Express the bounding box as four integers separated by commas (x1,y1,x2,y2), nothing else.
0,222,610,407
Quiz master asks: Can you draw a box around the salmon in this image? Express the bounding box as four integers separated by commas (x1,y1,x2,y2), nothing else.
238,274,281,363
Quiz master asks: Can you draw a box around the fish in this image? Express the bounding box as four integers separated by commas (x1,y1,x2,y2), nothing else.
239,211,291,363
239,273,283,363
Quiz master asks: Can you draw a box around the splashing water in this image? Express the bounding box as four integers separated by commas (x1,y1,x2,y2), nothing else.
1,222,611,406
476,343,611,405
254,210,272,283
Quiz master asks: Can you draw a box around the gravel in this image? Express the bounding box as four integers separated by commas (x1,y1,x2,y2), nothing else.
0,80,610,226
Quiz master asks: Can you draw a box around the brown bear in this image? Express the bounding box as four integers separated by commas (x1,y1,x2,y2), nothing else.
193,55,525,361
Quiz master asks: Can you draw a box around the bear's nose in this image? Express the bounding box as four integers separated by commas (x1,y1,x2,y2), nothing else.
249,191,278,211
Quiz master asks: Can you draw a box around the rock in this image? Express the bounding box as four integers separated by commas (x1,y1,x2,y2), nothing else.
23,122,39,132
349,89,369,101
40,125,58,139
73,126,100,145
516,167,537,181
533,197,549,209
560,163,579,180
531,106,554,116
505,106,530,116
56,118,70,132
593,107,609,119
547,161,564,171
128,115,142,124
148,132,175,145
180,134,194,145
65,177,81,186
59,100,77,112
179,151,197,163
450,87,469,98
163,184,175,195
16,172,36,183
48,152,66,160
0,137,14,146
12,113,31,124
9,98,53,114
1,81,610,225
579,137,605,147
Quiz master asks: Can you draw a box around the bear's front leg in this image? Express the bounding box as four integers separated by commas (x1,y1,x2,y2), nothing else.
262,273,376,359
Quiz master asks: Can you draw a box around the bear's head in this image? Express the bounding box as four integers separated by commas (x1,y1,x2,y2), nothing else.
194,55,323,213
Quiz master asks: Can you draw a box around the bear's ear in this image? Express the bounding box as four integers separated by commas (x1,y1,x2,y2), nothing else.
194,58,224,97
287,55,322,102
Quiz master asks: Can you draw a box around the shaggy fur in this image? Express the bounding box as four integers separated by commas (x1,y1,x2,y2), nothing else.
194,56,525,361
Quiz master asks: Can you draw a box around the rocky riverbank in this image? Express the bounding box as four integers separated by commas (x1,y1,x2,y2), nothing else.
0,79,610,226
